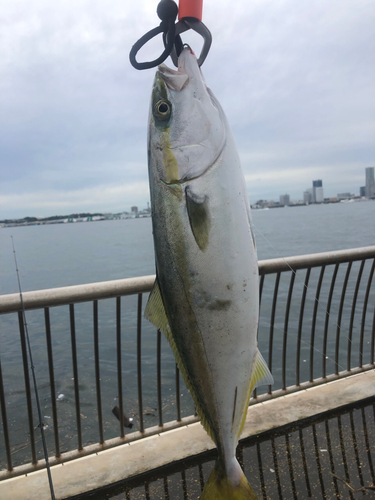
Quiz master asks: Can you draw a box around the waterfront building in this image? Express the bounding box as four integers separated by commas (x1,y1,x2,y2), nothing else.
365,167,375,198
279,194,290,206
303,190,312,204
337,192,354,200
315,187,324,203
360,186,366,197
303,188,313,204
131,206,138,213
313,180,324,203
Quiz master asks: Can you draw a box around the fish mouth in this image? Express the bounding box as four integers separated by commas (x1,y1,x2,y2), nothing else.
157,62,189,91
157,46,204,91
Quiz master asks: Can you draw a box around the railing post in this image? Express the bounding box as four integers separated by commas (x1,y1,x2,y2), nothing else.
93,300,104,444
176,364,181,421
282,272,296,390
0,355,12,471
335,263,352,375
371,306,375,365
69,304,82,451
296,268,311,386
116,297,125,437
157,329,163,427
254,274,265,400
268,273,280,394
18,311,36,464
347,260,365,371
44,307,60,458
137,294,144,433
359,259,375,367
322,264,339,378
310,266,325,383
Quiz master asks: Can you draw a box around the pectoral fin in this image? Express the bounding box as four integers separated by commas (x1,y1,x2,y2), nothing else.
185,186,210,252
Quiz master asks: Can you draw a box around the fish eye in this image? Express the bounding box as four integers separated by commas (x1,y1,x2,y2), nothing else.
154,99,171,120
158,102,169,113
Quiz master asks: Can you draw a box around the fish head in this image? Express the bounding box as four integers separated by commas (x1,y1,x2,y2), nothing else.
149,46,226,185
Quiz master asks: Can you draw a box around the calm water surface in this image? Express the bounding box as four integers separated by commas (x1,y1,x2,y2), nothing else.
0,201,374,469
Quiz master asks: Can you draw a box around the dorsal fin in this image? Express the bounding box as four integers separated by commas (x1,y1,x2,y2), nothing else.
144,279,217,443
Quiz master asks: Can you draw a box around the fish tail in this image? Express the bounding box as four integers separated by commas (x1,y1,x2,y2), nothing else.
200,459,258,500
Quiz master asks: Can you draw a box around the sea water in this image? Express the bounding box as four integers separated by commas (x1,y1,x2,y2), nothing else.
0,201,374,467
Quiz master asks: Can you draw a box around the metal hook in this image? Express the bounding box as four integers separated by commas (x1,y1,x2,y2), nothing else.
166,18,212,67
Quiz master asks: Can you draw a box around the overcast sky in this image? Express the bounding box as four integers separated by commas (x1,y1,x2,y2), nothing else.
1,0,374,218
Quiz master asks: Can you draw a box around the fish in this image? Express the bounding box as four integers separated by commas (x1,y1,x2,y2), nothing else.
144,46,273,500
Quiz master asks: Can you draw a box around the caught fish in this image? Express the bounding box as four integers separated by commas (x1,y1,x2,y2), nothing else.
145,46,273,500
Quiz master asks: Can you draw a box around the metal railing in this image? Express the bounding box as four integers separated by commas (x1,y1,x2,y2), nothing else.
0,246,374,480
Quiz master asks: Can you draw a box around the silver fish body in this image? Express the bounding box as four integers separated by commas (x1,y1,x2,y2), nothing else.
145,47,272,499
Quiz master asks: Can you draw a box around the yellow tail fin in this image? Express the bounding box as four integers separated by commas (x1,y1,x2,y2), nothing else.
200,460,258,500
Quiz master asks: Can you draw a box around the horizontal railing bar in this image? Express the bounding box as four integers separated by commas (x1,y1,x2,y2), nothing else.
1,246,374,314
250,363,375,406
258,246,375,276
2,363,374,482
0,414,200,481
0,275,156,314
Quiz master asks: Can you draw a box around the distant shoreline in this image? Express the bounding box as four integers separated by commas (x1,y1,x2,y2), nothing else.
1,198,372,229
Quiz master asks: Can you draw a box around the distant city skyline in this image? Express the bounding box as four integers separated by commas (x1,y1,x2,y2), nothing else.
2,167,374,220
261,167,374,206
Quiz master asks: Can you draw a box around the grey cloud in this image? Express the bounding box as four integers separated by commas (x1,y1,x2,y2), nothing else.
1,0,374,218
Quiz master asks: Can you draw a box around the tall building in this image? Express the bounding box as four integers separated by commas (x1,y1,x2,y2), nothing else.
360,186,366,197
312,180,324,203
303,190,312,204
280,194,290,206
365,167,375,198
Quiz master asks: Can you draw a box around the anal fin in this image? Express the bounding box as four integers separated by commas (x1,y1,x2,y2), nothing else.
251,349,274,390
238,349,273,438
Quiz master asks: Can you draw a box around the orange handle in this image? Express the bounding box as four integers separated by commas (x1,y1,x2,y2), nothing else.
178,0,203,21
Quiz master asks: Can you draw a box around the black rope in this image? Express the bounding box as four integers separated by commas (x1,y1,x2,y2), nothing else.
11,236,56,500
129,0,181,70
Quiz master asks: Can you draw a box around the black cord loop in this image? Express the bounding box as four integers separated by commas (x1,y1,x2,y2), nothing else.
129,0,212,70
129,0,179,70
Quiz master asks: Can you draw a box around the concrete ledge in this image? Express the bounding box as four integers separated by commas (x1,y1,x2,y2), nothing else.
1,370,374,500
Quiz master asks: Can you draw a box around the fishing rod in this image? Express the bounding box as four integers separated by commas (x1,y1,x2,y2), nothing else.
11,236,56,500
